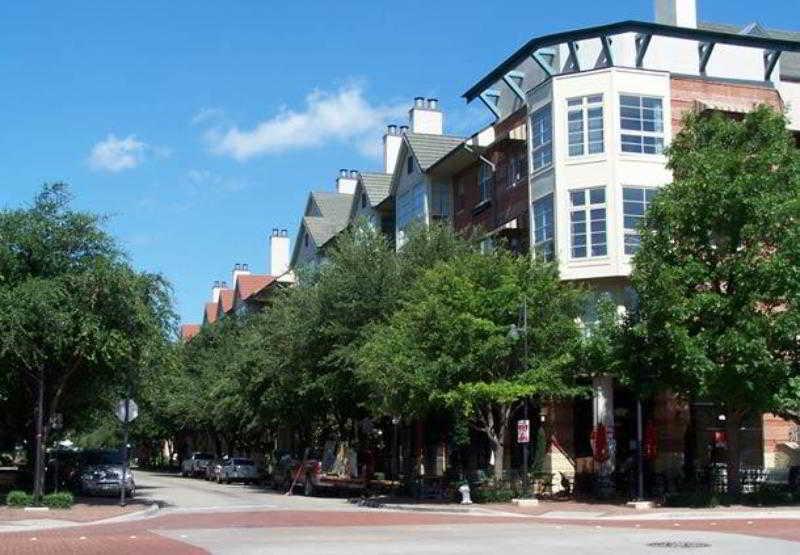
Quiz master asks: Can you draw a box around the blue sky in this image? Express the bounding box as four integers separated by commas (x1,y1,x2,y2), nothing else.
0,0,792,325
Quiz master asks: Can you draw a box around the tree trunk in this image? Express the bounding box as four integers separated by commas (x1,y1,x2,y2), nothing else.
726,413,743,496
483,403,512,478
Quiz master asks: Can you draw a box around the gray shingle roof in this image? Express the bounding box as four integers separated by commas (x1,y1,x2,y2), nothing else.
360,172,392,206
699,21,800,81
405,133,464,171
303,191,352,247
302,216,340,247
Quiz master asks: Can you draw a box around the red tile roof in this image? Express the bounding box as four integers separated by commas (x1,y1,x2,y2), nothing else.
235,274,276,303
204,302,218,324
218,289,234,315
180,324,201,341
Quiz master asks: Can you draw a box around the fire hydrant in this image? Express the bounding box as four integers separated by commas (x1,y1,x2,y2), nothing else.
458,483,472,505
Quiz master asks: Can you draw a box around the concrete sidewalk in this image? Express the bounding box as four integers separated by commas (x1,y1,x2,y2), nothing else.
358,496,800,521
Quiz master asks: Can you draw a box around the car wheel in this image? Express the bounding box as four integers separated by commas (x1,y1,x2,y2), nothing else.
303,475,314,497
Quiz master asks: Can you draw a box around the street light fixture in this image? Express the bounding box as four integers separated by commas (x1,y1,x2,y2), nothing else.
508,298,530,498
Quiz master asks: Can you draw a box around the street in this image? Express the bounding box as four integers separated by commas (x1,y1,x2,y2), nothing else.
2,470,800,554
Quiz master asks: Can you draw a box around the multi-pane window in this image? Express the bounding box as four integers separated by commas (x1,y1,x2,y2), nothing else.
623,187,658,255
568,95,604,157
620,95,664,154
509,153,528,187
570,187,607,258
430,182,450,220
533,194,555,261
530,105,553,171
479,163,493,203
397,182,426,229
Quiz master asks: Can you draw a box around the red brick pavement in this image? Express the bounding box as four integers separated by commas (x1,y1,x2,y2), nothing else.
1,509,800,554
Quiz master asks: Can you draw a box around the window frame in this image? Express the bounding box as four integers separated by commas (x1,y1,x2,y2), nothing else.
567,94,605,158
533,194,555,261
622,186,658,255
619,94,665,156
478,163,493,204
530,104,553,172
569,186,608,260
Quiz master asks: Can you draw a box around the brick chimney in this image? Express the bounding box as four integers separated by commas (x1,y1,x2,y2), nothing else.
270,228,290,276
409,97,443,135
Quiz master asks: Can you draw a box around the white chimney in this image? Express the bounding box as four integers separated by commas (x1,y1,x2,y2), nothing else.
409,97,443,135
231,263,251,289
211,280,223,303
655,0,697,28
336,168,358,194
383,124,403,174
270,228,290,276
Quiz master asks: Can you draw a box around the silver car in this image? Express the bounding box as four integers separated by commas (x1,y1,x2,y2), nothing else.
79,449,134,497
218,458,258,484
181,452,214,477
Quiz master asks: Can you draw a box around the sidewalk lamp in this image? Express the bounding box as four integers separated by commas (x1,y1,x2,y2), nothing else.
508,296,530,498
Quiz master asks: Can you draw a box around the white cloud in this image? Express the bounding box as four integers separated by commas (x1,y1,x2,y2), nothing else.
186,169,249,194
191,107,227,126
204,84,406,161
88,134,148,173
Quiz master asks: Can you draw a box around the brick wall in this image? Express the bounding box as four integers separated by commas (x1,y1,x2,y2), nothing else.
762,413,800,470
670,76,784,134
452,109,530,249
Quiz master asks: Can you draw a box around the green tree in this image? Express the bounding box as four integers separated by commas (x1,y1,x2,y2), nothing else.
630,107,800,494
358,249,584,473
0,184,174,500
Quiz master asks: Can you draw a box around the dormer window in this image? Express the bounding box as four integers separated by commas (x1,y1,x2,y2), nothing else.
407,156,414,175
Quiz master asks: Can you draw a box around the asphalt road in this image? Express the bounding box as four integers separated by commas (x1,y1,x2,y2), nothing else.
134,469,358,512
2,470,799,554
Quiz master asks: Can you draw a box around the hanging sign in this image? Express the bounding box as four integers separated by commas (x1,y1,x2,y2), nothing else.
517,419,530,444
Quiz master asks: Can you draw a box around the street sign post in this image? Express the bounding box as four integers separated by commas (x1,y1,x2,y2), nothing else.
517,419,530,444
117,397,137,507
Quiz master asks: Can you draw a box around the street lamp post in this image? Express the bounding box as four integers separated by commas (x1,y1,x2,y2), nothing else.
509,297,530,498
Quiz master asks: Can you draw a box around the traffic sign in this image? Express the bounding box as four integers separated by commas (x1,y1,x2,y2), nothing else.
517,419,530,444
115,399,139,423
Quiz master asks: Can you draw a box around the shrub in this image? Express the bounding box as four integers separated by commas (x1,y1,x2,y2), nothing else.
43,492,74,509
472,487,517,504
5,490,33,507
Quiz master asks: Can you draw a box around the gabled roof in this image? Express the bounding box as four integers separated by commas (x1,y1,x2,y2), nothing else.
216,289,234,318
203,302,218,325
180,324,201,342
699,22,800,81
360,172,392,206
235,274,276,302
310,191,353,221
302,215,341,247
404,133,465,171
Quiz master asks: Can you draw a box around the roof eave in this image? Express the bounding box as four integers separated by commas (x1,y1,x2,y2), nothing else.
463,19,800,102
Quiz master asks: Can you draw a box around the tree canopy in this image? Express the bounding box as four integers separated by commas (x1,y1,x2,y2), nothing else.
629,106,800,491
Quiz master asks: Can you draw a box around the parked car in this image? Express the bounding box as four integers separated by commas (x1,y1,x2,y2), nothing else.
204,459,223,481
217,458,258,484
181,452,214,477
78,449,134,497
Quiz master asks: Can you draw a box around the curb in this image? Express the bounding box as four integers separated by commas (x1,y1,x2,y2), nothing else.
0,503,161,534
354,498,527,517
